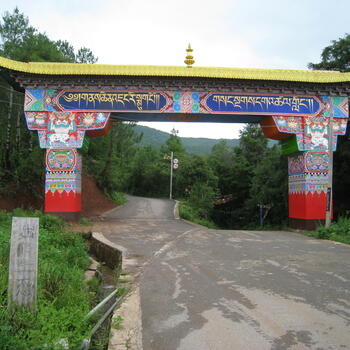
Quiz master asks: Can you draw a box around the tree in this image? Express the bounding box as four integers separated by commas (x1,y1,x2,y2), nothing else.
208,140,235,195
55,40,76,62
248,145,288,225
0,7,34,46
239,124,268,165
308,34,350,71
208,124,288,228
0,8,98,206
84,122,142,195
175,155,217,194
309,33,350,217
10,33,71,62
127,145,168,197
333,139,350,217
0,8,98,63
76,47,98,64
0,8,66,62
160,128,185,157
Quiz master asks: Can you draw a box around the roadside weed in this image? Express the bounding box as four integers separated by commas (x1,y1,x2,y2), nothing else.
113,315,124,330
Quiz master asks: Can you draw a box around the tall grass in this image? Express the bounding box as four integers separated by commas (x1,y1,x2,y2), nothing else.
0,210,93,349
179,201,217,229
108,191,126,206
312,217,350,244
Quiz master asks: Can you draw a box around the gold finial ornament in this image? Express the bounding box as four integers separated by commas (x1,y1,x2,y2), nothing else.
184,44,195,68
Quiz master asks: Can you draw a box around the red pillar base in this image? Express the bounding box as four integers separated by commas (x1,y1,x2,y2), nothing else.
45,211,81,221
289,218,325,231
288,152,330,231
44,149,82,220
45,191,81,219
289,192,327,220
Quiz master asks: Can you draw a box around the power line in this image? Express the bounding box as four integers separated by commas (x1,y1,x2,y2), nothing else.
0,99,25,107
0,85,25,95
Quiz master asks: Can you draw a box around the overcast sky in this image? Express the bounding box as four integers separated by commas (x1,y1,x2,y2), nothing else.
3,0,350,139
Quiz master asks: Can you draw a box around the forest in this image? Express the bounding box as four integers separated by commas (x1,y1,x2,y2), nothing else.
0,8,350,229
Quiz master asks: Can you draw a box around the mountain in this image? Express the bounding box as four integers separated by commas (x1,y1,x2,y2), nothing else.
133,125,239,155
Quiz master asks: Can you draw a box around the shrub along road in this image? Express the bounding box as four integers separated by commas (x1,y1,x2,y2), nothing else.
93,195,350,350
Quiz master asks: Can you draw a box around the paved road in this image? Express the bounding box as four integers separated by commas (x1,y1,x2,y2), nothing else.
96,195,350,350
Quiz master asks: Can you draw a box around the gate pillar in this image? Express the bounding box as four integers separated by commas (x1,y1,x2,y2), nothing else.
24,109,111,219
261,95,348,230
288,151,329,230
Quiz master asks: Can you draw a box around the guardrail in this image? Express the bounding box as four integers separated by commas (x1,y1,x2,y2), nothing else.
80,288,125,350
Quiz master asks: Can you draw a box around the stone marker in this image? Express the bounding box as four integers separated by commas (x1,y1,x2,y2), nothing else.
8,217,39,312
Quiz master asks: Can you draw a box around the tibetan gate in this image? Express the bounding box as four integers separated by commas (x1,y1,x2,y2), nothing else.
1,56,350,230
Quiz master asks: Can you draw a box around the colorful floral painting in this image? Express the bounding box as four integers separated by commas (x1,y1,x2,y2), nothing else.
46,149,77,172
288,151,329,195
24,111,110,149
305,152,329,173
45,151,81,195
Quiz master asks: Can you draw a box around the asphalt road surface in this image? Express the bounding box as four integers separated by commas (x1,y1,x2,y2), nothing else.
96,195,350,350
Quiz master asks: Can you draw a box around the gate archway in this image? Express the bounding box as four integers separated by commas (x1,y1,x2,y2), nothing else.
1,55,349,229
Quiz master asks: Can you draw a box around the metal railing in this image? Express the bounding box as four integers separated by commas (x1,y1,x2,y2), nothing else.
80,288,125,350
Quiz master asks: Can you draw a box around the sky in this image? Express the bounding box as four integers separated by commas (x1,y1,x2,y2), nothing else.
2,0,350,139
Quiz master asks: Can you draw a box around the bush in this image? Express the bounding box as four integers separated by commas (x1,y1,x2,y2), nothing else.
314,217,350,244
108,191,126,206
179,201,217,229
187,182,216,219
0,210,93,349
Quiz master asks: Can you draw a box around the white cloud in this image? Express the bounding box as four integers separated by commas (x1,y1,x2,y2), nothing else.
140,122,245,139
7,0,350,69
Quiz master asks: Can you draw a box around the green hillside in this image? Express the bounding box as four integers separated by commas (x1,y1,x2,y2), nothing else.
134,125,239,155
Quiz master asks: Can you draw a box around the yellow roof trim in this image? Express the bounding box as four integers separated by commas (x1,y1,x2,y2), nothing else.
1,55,350,83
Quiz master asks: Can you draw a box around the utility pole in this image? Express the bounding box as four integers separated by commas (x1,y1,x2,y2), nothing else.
325,104,334,227
169,151,174,200
259,204,263,226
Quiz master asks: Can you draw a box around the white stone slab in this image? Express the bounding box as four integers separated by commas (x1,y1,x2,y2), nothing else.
8,217,39,311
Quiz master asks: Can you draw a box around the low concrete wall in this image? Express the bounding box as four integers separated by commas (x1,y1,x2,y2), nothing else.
89,232,124,270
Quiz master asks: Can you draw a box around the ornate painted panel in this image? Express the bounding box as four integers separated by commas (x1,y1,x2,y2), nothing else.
44,149,81,213
25,89,347,119
46,149,77,172
272,96,348,152
203,93,322,115
288,152,329,195
25,89,173,113
45,149,80,195
25,111,110,149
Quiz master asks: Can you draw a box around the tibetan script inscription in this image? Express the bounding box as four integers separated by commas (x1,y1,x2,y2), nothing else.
57,91,169,112
8,217,39,312
204,93,322,116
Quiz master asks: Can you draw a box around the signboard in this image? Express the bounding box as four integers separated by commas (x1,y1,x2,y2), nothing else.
203,93,322,116
8,217,39,311
326,187,332,211
26,89,337,118
56,91,170,112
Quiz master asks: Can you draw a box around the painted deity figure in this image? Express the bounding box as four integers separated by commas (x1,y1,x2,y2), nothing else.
47,112,76,146
305,117,328,150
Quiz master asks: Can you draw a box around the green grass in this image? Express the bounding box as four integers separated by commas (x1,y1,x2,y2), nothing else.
240,223,289,231
118,279,130,284
108,191,127,206
306,217,350,245
0,210,95,350
79,217,93,226
179,201,217,229
112,315,124,330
